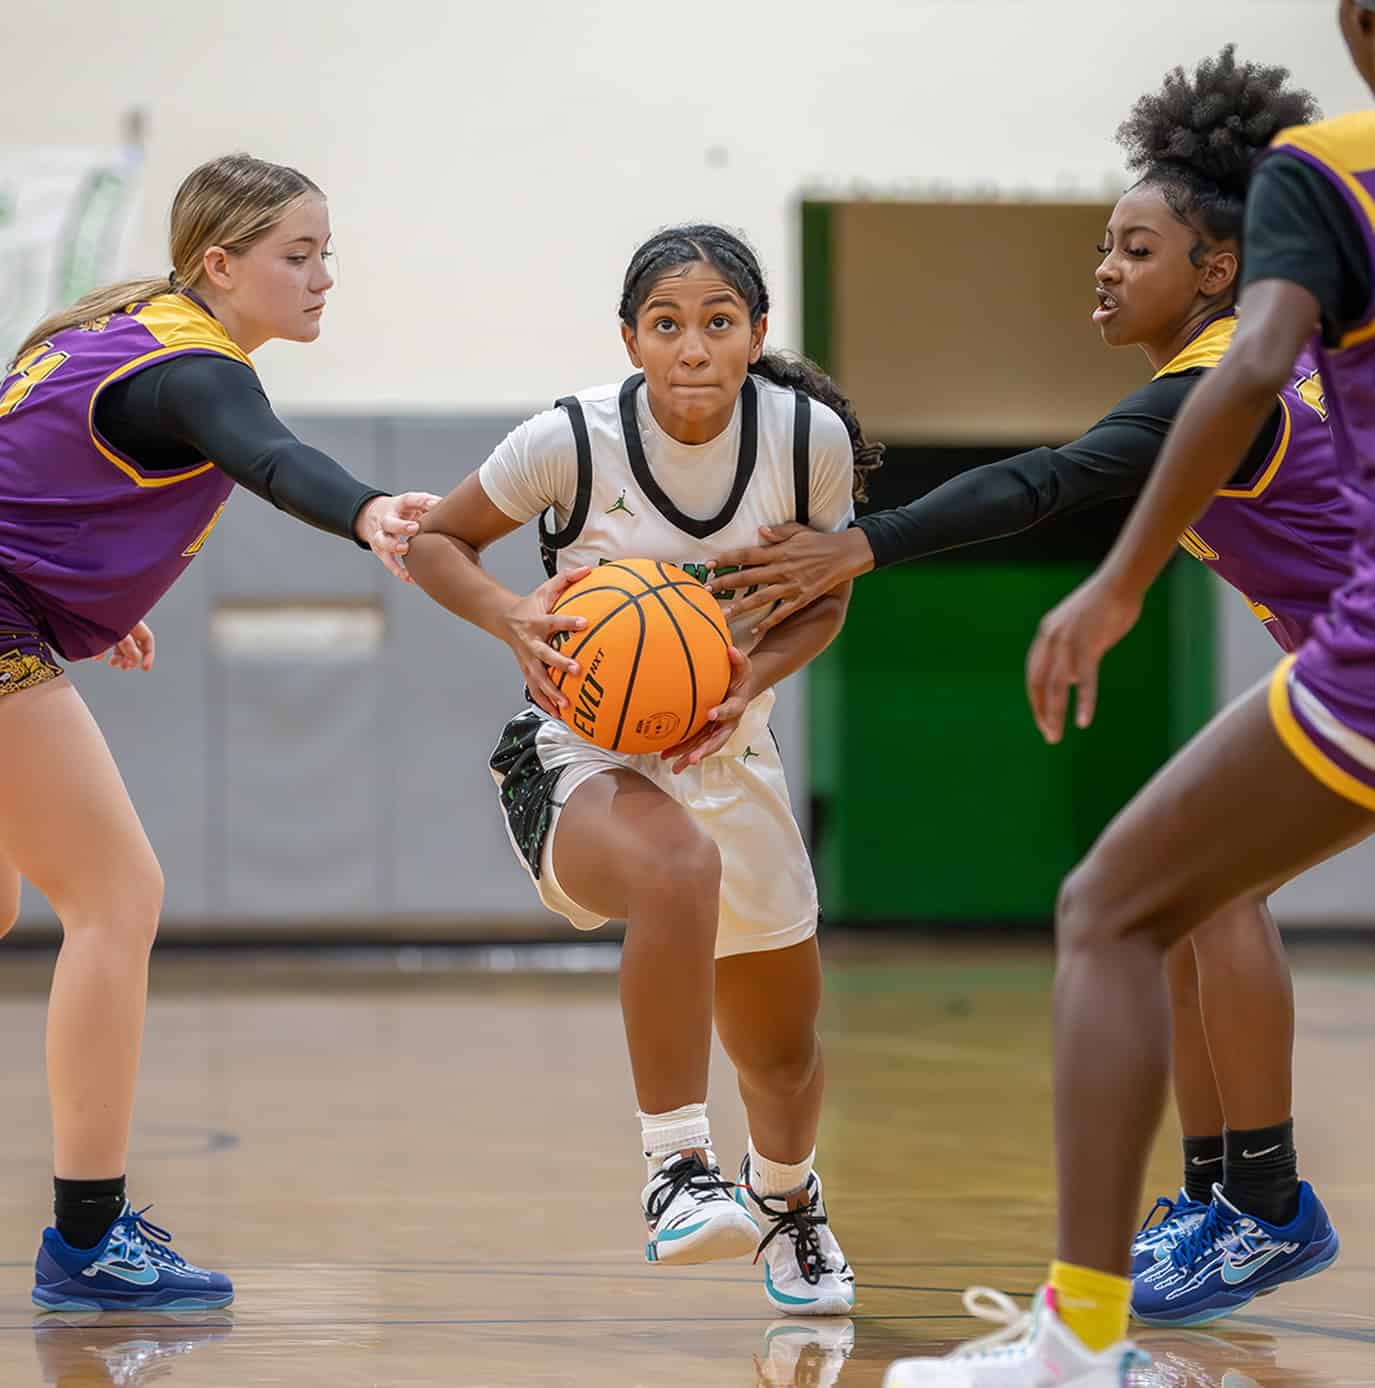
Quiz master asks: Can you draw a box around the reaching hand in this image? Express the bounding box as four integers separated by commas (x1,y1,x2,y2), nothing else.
662,646,753,774
705,524,874,635
97,621,156,672
355,492,444,582
1026,571,1142,744
502,568,593,717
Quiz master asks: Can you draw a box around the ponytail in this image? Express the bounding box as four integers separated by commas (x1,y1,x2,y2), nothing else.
749,351,883,502
11,153,321,369
11,277,174,368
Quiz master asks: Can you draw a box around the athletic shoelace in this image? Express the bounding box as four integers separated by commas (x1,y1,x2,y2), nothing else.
750,1184,832,1286
949,1287,1035,1359
1168,1199,1245,1275
110,1206,191,1270
1136,1195,1186,1236
645,1155,738,1225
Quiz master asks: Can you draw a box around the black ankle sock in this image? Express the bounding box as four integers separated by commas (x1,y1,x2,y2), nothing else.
1182,1134,1225,1205
54,1176,126,1250
1223,1120,1300,1226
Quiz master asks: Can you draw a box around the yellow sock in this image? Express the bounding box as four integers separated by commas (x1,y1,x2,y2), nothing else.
1048,1260,1131,1354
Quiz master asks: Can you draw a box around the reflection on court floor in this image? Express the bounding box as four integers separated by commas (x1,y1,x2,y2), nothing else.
2,938,1371,1386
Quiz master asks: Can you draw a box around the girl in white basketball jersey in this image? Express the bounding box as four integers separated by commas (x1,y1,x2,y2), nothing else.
408,225,881,1314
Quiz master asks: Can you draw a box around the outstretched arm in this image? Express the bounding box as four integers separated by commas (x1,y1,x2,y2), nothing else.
103,355,438,579
706,376,1236,634
405,473,589,715
1025,278,1320,743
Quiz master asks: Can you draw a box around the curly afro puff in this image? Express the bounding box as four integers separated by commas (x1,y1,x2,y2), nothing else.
1116,45,1319,253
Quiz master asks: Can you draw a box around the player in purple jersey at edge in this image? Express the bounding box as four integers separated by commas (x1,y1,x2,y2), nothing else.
863,2,1375,1381
710,51,1345,1349
1,154,437,1313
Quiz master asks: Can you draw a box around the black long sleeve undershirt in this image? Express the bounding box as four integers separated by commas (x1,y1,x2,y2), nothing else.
854,370,1283,570
94,354,384,543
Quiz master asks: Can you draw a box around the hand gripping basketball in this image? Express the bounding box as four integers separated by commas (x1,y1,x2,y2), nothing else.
501,568,593,717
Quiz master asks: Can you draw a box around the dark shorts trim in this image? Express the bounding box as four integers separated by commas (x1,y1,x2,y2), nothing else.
0,577,62,698
489,710,563,878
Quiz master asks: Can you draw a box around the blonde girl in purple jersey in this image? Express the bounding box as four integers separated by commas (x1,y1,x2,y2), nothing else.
1,154,436,1312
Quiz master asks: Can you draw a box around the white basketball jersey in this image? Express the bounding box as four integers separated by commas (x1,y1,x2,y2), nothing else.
479,372,855,650
479,372,854,751
482,374,848,936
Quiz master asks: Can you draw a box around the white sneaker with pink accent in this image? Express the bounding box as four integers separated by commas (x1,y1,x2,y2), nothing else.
881,1286,1148,1386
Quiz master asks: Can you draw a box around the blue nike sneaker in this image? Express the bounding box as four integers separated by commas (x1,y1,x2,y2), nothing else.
1131,1188,1209,1274
32,1203,233,1312
1132,1182,1339,1327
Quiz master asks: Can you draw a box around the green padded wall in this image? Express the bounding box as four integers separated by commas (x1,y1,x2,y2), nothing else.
808,557,1215,921
802,199,1218,922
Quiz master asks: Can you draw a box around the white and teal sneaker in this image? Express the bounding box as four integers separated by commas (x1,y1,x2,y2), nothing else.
738,1157,855,1316
881,1286,1148,1386
754,1318,855,1388
641,1150,759,1266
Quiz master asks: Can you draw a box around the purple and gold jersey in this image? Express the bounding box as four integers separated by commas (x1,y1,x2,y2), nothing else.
1260,114,1375,809
0,295,251,659
1170,311,1349,652
1268,115,1375,503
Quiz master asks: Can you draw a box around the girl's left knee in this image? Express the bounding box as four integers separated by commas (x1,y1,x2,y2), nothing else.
738,1033,821,1099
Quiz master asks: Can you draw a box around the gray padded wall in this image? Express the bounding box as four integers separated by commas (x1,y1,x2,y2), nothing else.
16,412,810,935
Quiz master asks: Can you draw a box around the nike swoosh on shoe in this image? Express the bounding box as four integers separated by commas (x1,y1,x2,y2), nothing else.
86,1262,160,1286
1220,1246,1292,1285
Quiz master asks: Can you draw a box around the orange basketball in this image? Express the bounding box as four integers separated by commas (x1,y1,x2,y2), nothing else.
549,559,732,754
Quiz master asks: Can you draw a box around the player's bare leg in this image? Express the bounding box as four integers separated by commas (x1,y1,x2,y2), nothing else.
716,938,853,1314
1140,897,1296,1271
552,768,757,1266
1192,897,1293,1133
1166,934,1225,1141
0,852,20,940
0,677,229,1311
1052,683,1365,1278
553,768,717,1115
715,940,824,1166
0,677,160,1181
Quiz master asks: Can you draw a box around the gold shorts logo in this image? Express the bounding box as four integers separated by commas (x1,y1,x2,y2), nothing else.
0,648,61,695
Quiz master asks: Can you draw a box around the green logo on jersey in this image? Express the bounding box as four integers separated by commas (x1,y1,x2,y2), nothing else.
606,489,635,517
741,745,760,766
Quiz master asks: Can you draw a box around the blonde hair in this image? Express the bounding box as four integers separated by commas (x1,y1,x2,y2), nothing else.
11,153,322,365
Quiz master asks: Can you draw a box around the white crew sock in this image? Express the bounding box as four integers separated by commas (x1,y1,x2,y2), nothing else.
639,1103,711,1178
748,1137,815,1198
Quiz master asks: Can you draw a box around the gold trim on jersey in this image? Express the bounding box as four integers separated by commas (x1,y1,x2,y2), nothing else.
1153,312,1236,379
1270,114,1375,351
1248,597,1278,626
1178,528,1218,562
1157,311,1292,503
87,294,253,489
1216,395,1292,500
182,501,227,556
1268,654,1375,811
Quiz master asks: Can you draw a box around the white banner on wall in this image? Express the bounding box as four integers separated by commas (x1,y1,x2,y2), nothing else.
0,145,142,366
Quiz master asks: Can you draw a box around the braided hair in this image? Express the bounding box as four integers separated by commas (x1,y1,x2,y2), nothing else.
619,224,882,501
1116,46,1318,270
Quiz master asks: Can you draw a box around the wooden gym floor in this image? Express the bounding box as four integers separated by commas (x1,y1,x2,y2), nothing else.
1,934,1372,1386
